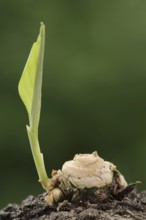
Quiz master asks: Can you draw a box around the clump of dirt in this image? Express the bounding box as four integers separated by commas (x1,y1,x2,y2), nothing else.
1,191,146,220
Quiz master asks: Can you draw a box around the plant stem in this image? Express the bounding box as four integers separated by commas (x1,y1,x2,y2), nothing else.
27,126,52,190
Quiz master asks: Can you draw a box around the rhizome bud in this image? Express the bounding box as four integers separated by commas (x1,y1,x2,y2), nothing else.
45,152,127,205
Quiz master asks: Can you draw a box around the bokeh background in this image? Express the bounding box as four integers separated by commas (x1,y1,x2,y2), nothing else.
0,0,146,208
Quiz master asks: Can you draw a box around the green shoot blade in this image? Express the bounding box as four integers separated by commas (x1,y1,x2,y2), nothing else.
18,22,45,134
18,23,51,190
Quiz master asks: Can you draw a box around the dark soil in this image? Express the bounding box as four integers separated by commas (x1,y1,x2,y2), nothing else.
1,191,146,220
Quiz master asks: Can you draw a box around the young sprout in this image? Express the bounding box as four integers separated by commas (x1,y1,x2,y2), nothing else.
18,23,51,191
18,23,136,205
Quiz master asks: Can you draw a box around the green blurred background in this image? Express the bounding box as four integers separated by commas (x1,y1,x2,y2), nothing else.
0,0,146,208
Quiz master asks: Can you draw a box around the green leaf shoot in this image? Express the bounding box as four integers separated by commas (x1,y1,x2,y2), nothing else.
18,23,51,190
